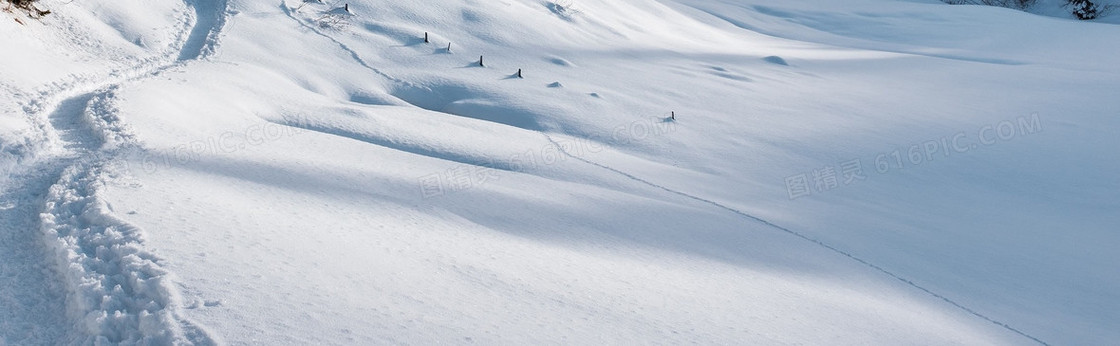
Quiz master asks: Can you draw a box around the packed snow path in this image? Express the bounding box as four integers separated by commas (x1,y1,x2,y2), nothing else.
0,0,227,343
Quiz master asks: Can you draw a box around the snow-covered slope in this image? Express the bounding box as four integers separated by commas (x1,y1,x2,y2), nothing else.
2,0,1117,344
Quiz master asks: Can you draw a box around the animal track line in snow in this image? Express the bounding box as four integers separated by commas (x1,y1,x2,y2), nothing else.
279,1,420,89
542,134,1051,346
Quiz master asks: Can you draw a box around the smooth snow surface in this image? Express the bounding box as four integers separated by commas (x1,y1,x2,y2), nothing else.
1,0,1117,344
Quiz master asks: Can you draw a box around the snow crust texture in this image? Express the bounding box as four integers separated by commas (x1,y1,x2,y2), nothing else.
2,0,1118,344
